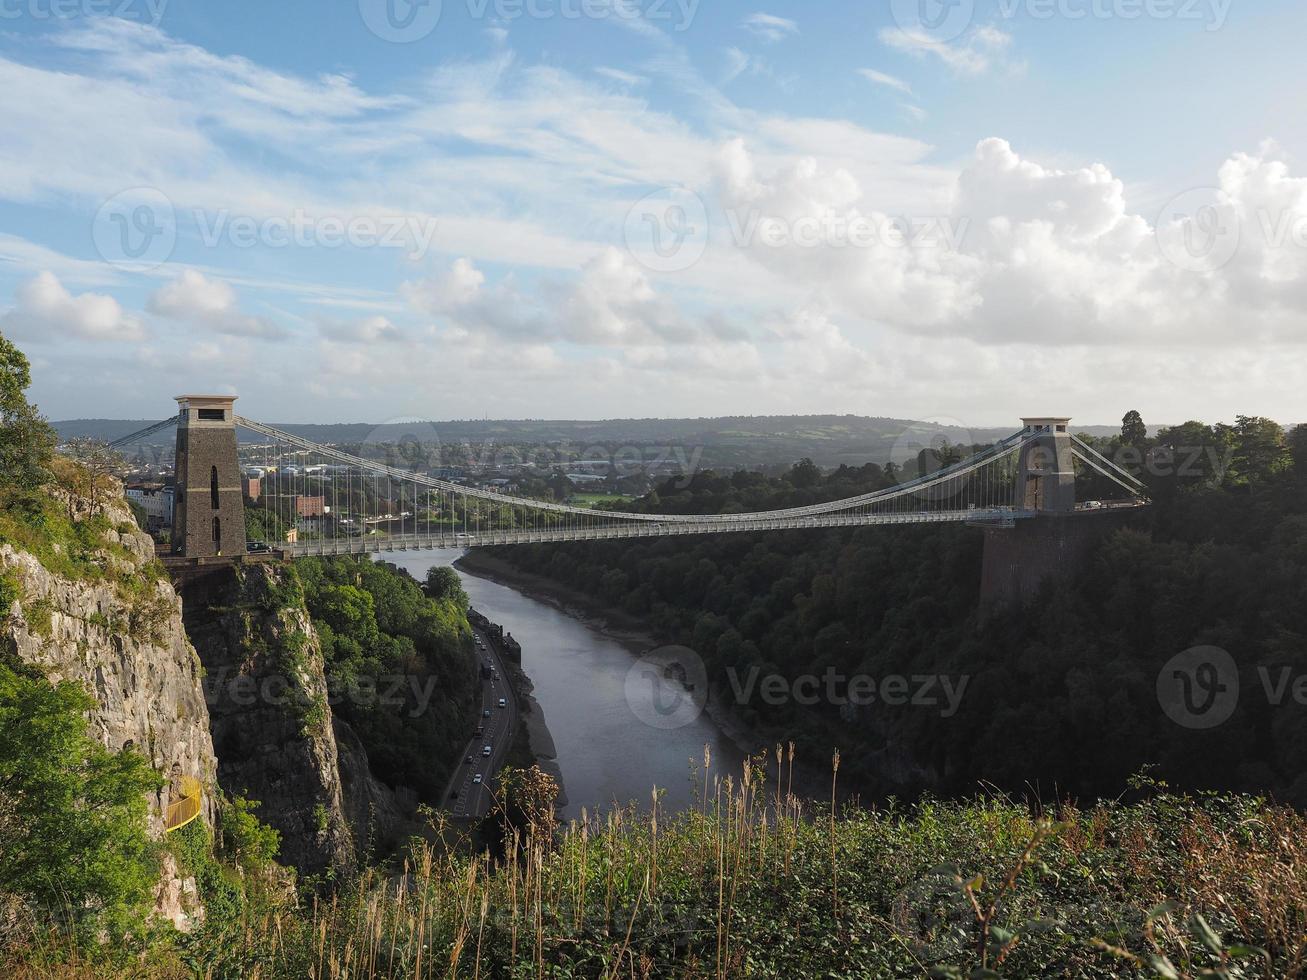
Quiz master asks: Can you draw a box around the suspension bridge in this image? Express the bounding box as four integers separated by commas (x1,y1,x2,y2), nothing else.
107,396,1148,564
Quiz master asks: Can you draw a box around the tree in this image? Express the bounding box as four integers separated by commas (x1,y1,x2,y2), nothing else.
1229,415,1289,485
0,331,55,495
1121,410,1148,447
788,458,820,488
424,565,468,609
1289,424,1307,483
0,662,162,938
58,438,124,516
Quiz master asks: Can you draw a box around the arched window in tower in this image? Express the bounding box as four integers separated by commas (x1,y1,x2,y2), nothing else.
210,465,220,510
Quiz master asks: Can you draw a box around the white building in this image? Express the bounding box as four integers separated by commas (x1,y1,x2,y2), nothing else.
125,484,174,530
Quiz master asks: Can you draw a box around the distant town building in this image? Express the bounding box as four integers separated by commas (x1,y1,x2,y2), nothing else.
125,484,174,531
242,475,261,502
294,495,326,518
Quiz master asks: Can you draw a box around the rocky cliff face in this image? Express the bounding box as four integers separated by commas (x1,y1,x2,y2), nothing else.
179,563,356,880
333,717,416,855
0,490,217,929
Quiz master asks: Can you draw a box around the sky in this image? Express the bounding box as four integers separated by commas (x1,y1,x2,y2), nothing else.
1,0,1306,427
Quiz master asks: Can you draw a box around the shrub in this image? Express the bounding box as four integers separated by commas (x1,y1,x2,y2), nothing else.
0,661,162,941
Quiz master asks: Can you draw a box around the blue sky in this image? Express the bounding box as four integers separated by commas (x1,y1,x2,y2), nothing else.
1,0,1305,426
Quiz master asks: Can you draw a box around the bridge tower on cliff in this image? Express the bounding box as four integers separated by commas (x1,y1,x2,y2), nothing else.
980,416,1135,606
172,396,247,559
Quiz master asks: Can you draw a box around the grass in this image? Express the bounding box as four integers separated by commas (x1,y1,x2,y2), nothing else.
569,494,635,510
0,460,169,636
3,755,1304,979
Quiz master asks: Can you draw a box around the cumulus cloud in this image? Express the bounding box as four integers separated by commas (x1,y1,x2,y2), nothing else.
0,271,144,342
148,269,286,338
403,250,723,348
713,137,1307,349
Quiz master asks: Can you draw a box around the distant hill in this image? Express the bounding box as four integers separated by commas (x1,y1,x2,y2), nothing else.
53,415,1130,470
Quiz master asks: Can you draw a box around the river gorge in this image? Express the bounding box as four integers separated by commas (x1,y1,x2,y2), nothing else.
382,550,746,820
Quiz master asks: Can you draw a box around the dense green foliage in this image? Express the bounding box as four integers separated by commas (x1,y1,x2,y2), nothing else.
295,557,478,802
0,333,55,496
9,770,1306,978
0,661,161,941
491,415,1307,807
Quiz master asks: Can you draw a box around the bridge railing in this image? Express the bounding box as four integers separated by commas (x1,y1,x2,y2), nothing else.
163,776,203,834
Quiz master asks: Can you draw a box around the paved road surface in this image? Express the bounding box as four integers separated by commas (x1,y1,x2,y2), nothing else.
441,626,518,820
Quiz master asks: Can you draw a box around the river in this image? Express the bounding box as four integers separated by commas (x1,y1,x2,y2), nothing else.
382,550,746,820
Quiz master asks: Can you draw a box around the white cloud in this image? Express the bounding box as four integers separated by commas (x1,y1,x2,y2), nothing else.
317,315,403,344
856,68,913,95
594,66,648,87
402,258,487,315
879,25,1016,76
148,269,286,338
403,251,724,348
742,12,799,43
715,136,1307,352
3,16,1305,424
0,271,143,342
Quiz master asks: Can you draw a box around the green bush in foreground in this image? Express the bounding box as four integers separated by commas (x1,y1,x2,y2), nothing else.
0,661,162,944
6,756,1305,978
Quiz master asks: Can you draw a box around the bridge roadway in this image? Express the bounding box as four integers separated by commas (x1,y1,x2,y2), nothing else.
282,507,1024,557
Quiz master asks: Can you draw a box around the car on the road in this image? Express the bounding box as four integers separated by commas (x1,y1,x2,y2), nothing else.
472,773,482,785
482,745,492,757
465,755,473,764
475,725,484,736
498,698,507,708
246,540,270,553
483,709,491,718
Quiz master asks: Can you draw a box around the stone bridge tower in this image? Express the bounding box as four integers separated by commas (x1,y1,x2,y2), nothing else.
172,396,247,559
1016,417,1076,513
